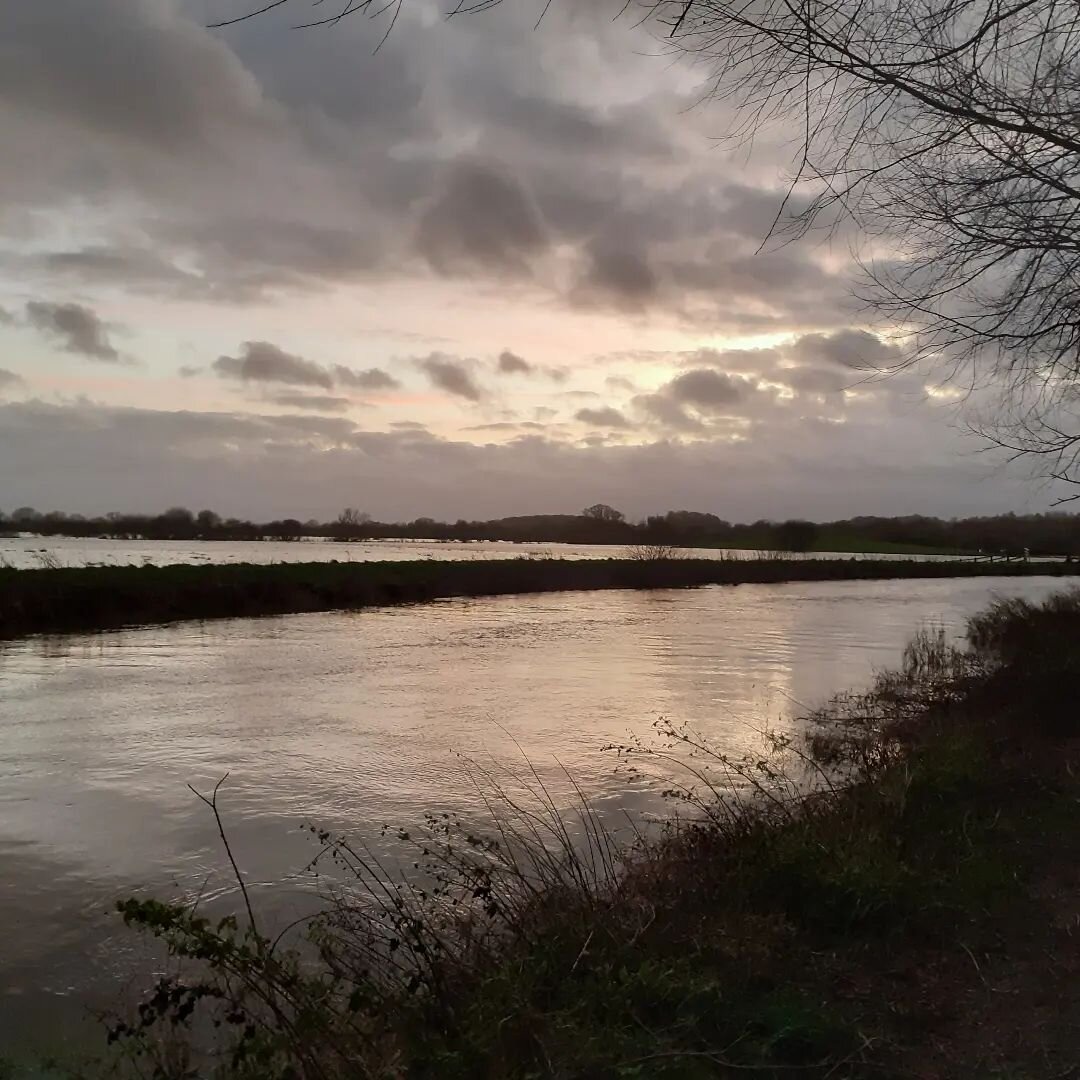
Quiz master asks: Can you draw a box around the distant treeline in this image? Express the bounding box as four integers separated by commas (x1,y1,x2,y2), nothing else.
3,503,1080,556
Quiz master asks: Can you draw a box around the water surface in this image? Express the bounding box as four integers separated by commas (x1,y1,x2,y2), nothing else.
0,534,971,569
0,576,1066,1057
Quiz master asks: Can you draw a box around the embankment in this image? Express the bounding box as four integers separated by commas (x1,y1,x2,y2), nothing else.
3,556,1079,639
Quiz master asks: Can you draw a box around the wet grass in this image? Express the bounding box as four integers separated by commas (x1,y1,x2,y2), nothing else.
90,589,1080,1079
3,555,1078,640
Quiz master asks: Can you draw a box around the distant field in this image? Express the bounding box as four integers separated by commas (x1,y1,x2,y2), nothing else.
3,555,1078,640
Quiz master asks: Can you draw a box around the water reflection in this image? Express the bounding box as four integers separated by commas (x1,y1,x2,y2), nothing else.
0,576,1067,1056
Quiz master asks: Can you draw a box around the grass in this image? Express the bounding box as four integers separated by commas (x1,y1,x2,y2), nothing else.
85,589,1080,1079
3,555,1079,640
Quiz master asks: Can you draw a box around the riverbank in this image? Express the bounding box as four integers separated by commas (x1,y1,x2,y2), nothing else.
98,588,1080,1079
3,556,1079,640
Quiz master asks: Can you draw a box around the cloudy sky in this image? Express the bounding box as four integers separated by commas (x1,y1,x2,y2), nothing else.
0,0,1060,521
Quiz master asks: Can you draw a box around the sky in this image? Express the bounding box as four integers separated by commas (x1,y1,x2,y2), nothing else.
0,0,1063,522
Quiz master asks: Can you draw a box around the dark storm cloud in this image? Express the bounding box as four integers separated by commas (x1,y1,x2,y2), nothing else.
24,301,121,362
575,406,634,429
333,365,400,390
416,161,548,277
214,341,334,389
417,353,484,401
497,349,533,375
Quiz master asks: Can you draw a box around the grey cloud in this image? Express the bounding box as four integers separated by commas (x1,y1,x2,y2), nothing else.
615,331,900,402
416,161,548,276
682,346,783,372
667,369,750,410
634,393,705,433
0,0,266,148
266,392,354,413
417,353,484,401
497,349,532,375
467,422,516,431
633,368,759,433
606,375,637,392
788,329,903,370
24,301,121,362
575,406,635,429
214,341,333,390
464,421,545,433
495,349,566,382
781,367,855,394
334,365,400,391
1,0,864,332
0,398,1050,522
0,368,24,392
174,219,384,294
576,240,658,310
178,365,203,378
34,246,205,297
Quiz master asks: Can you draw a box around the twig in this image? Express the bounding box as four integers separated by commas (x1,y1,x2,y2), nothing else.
188,774,259,936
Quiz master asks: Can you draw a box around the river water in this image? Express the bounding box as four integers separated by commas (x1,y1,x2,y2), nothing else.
0,575,1068,1060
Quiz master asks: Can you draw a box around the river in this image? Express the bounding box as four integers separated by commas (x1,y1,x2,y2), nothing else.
0,575,1068,1061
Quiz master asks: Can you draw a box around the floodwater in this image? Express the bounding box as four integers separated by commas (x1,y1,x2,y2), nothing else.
0,575,1068,1060
0,534,973,570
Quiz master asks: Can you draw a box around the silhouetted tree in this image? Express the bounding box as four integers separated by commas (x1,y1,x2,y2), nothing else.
335,507,372,540
581,503,625,523
650,0,1080,492
775,519,820,553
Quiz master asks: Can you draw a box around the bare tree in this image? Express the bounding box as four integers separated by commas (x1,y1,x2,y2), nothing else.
624,541,679,560
645,0,1080,492
335,506,372,539
581,503,626,522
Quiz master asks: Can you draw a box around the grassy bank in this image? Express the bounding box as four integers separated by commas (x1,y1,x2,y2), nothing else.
100,589,1080,1079
3,555,1079,640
